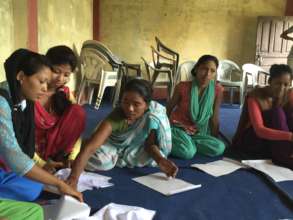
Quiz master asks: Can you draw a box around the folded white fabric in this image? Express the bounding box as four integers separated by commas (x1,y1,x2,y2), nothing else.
55,168,113,192
76,203,156,220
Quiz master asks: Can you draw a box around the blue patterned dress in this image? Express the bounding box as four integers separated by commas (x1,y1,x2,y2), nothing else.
0,82,43,201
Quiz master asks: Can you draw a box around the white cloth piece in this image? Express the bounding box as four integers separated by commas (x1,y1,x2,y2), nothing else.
132,172,201,196
241,159,293,182
55,168,113,192
42,195,91,220
191,158,245,177
75,203,156,220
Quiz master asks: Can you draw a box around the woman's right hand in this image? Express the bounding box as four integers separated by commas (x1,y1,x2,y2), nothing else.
65,175,79,190
57,180,83,202
43,160,64,174
158,158,178,178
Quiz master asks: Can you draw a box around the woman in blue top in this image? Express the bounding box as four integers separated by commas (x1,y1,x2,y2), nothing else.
0,49,82,219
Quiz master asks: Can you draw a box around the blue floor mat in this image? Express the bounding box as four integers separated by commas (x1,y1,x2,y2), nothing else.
77,104,293,219
83,156,293,220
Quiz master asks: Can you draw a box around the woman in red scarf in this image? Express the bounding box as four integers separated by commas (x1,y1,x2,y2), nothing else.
34,46,85,173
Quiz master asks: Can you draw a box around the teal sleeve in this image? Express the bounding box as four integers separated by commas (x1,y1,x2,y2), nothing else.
0,97,34,176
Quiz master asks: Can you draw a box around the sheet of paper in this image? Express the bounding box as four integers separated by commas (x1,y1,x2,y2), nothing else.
42,195,91,220
241,159,293,182
132,172,201,196
55,168,113,192
191,158,245,177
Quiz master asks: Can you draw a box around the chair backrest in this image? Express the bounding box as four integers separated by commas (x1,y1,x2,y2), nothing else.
242,63,269,87
217,60,242,82
80,47,108,81
82,40,122,69
122,62,141,78
141,57,152,81
151,46,175,67
155,36,179,70
177,61,196,82
141,57,171,83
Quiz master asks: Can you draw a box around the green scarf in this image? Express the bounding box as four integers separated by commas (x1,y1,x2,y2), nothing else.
190,79,215,135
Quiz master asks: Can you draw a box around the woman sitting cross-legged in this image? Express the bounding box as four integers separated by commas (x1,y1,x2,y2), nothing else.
167,55,225,160
34,45,86,173
66,79,178,188
232,64,293,169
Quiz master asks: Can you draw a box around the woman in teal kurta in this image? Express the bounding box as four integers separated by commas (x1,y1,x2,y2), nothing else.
167,55,225,159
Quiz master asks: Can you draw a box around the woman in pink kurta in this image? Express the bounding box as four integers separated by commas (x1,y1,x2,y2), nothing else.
233,64,293,169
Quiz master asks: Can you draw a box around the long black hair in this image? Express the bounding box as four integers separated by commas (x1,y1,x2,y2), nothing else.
2,49,51,158
4,49,51,105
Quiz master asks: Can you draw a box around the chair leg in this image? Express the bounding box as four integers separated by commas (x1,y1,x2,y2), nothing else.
151,70,160,86
77,79,86,104
112,72,122,108
167,71,174,99
95,84,106,109
229,88,234,105
88,84,95,105
239,86,244,108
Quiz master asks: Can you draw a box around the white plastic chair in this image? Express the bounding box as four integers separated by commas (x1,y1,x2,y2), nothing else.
77,47,118,109
217,60,244,106
242,63,269,88
176,61,196,82
81,40,123,108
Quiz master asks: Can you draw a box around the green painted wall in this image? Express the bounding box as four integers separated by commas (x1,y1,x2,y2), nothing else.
38,0,93,90
99,0,286,68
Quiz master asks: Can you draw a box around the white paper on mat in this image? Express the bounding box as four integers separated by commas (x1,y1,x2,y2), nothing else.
241,159,293,182
42,195,91,220
55,168,113,192
132,172,201,196
190,158,245,177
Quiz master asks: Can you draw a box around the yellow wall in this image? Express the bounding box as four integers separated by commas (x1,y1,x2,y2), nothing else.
38,0,93,90
99,0,286,68
0,0,92,90
0,0,14,82
12,0,27,49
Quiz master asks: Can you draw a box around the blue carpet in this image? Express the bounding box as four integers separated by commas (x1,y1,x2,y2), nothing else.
83,156,293,219
219,105,241,142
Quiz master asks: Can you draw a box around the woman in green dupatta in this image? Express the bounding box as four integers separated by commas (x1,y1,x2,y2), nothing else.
167,55,225,159
66,79,178,189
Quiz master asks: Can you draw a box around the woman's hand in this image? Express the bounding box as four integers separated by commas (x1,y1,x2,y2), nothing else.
43,160,64,174
158,158,178,178
172,120,197,135
57,180,83,202
65,160,74,168
184,125,197,135
65,175,79,190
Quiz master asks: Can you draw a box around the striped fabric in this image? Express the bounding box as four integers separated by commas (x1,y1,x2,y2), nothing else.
86,101,172,171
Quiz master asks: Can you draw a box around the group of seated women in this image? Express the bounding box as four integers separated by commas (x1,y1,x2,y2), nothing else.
0,47,293,219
